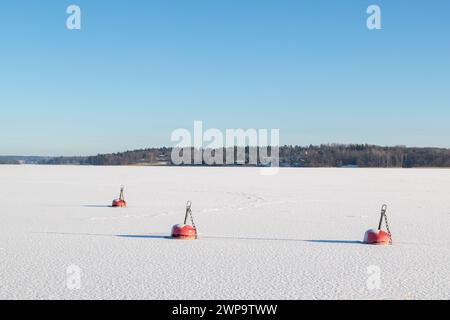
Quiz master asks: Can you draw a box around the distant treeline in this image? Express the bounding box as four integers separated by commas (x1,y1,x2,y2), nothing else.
0,159,20,165
0,156,50,165
35,144,450,168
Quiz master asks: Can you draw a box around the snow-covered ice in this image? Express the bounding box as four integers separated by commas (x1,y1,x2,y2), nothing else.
0,165,449,300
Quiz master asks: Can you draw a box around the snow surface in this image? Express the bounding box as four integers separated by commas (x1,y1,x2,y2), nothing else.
0,165,449,300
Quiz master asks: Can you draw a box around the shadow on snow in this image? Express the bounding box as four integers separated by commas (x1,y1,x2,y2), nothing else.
37,232,362,244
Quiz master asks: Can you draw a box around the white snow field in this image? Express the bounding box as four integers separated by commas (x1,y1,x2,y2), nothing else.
0,165,449,300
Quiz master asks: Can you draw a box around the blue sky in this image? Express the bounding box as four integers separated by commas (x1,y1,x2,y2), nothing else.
1,0,449,156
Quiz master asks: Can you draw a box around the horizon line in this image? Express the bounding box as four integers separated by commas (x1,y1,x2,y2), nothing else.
2,143,450,158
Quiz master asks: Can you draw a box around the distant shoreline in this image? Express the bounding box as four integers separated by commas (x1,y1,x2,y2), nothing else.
2,144,450,168
1,164,450,170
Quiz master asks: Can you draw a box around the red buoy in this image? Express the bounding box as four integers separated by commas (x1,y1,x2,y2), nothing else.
171,224,197,240
112,186,126,207
112,199,126,207
171,201,198,240
363,204,392,245
364,229,391,245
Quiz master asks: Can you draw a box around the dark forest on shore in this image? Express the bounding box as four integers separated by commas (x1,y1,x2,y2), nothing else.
3,144,449,168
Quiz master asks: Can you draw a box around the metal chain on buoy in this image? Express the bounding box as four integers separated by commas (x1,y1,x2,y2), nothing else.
119,186,125,201
184,201,198,239
378,204,392,245
384,212,392,245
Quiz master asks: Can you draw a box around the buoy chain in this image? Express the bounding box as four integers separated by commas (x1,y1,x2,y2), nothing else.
185,202,198,239
189,210,198,239
376,204,392,245
384,212,392,245
119,186,125,201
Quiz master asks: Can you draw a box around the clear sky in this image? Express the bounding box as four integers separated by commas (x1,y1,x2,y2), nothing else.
1,0,449,156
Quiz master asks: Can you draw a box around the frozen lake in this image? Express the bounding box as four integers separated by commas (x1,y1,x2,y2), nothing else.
0,165,449,299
